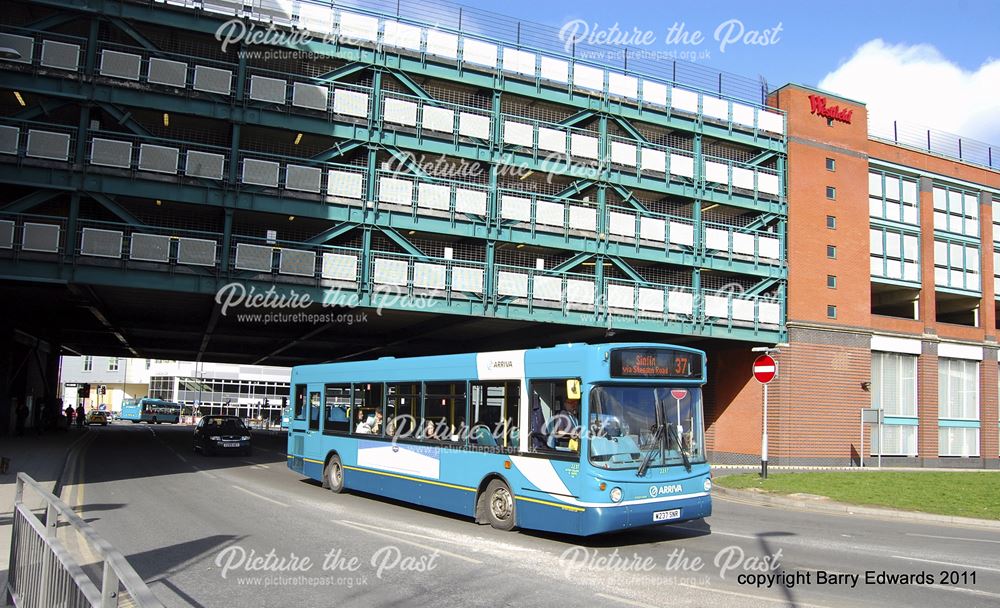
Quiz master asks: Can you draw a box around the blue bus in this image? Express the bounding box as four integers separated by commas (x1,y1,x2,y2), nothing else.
120,398,182,424
286,343,711,536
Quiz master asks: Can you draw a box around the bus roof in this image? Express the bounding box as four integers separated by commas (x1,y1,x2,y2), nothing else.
291,343,706,385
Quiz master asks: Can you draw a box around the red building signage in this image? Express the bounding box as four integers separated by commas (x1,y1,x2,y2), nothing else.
808,94,853,124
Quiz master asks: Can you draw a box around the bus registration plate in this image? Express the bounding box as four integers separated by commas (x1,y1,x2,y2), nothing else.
653,509,680,522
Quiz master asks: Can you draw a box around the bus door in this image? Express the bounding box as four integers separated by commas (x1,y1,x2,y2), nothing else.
287,383,309,470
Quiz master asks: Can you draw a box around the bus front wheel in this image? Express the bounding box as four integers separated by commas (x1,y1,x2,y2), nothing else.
484,479,516,531
324,455,344,494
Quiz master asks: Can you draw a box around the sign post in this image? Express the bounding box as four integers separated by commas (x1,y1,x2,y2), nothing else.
670,389,687,435
752,354,777,479
861,408,884,468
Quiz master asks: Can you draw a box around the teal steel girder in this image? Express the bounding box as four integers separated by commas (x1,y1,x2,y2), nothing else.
6,71,785,214
745,277,780,297
0,189,60,214
107,16,161,54
610,116,649,144
85,191,143,227
549,252,594,273
387,70,436,103
311,141,366,163
37,0,785,154
379,227,424,256
24,12,77,32
559,110,597,128
608,258,647,284
609,184,648,212
317,63,369,83
0,164,786,280
96,101,153,138
306,222,357,245
0,258,785,344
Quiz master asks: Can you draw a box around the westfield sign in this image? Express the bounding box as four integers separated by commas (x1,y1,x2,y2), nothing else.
808,94,853,124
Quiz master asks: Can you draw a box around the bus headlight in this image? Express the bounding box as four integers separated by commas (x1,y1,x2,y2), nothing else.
610,487,623,503
703,478,712,492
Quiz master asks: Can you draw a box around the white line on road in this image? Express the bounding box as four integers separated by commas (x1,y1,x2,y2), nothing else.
231,484,289,507
891,555,1000,573
334,520,483,564
942,586,1000,600
672,524,757,540
675,582,833,608
906,533,1000,545
595,592,660,608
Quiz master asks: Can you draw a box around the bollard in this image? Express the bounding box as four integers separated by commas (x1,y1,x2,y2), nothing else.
0,456,10,474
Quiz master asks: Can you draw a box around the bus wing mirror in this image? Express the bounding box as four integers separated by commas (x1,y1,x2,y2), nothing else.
566,379,581,400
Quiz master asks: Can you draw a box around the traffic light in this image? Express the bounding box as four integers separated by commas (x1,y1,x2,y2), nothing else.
77,383,91,398
98,385,107,395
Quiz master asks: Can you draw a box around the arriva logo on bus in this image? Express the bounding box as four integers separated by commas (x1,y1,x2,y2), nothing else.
649,484,684,497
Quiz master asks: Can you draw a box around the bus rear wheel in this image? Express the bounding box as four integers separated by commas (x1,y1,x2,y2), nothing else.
324,455,344,493
484,479,516,531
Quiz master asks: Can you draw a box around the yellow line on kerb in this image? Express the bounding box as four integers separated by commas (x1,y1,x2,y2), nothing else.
343,464,476,492
515,495,585,512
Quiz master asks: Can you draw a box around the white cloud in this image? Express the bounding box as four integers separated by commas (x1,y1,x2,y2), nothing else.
818,39,1000,145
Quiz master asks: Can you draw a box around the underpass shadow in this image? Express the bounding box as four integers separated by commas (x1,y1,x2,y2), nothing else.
78,425,288,487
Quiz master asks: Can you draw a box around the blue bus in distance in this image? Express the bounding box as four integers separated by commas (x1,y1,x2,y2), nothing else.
121,398,182,424
287,343,711,536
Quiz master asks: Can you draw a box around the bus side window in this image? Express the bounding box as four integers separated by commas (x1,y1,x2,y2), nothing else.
308,391,321,431
324,384,351,434
423,382,467,443
528,380,574,452
386,382,420,438
293,384,306,420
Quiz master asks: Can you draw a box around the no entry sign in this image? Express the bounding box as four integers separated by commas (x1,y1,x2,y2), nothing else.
753,354,777,384
670,389,688,400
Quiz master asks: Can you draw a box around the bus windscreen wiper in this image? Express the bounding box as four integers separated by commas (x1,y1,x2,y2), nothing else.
637,422,665,477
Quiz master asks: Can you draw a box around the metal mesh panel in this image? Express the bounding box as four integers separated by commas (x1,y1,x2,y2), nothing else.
203,0,243,15
177,237,216,266
186,150,225,180
40,40,80,71
138,144,179,174
285,165,321,193
99,50,141,81
193,65,233,95
147,57,188,87
129,233,170,263
321,253,358,281
333,89,369,118
242,159,279,187
327,170,364,198
235,243,273,271
0,33,33,64
373,258,409,286
80,228,123,258
0,125,18,155
292,82,328,110
250,75,287,103
22,223,60,253
26,130,70,161
279,249,316,277
90,138,132,168
452,266,484,293
0,220,13,249
413,262,446,290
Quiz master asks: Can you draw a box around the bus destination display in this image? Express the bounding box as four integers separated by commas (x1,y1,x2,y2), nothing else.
610,349,702,378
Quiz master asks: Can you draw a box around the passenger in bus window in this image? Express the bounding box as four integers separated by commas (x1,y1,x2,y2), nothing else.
369,410,383,435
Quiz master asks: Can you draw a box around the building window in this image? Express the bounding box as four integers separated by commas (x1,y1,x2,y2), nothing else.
938,357,980,457
108,358,119,372
827,245,837,259
933,185,979,238
933,239,980,293
827,305,837,318
869,170,919,225
870,351,918,455
826,117,834,127
826,215,837,229
870,227,920,283
826,186,836,200
827,275,837,289
83,356,92,372
826,158,836,171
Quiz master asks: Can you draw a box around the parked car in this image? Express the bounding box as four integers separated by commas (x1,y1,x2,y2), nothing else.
192,416,252,456
86,411,109,426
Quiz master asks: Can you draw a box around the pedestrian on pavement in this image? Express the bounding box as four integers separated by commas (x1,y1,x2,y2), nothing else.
76,404,85,428
65,405,75,429
15,401,29,436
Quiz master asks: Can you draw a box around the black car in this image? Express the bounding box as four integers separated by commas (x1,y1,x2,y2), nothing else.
193,416,252,456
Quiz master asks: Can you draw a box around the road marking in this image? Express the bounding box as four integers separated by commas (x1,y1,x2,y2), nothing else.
595,593,659,608
941,586,1000,600
672,524,757,540
891,555,1000,573
231,484,289,507
334,520,482,564
675,582,832,608
242,460,269,469
906,533,1000,545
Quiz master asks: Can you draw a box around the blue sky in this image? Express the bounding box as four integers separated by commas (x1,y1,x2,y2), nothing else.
449,0,1000,142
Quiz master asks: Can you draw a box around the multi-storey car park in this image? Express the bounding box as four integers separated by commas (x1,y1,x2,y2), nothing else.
0,0,995,467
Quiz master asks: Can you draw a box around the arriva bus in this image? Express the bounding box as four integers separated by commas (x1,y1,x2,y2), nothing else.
120,398,181,424
287,343,711,536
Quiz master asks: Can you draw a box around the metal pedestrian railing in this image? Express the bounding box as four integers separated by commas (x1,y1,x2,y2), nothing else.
4,473,162,608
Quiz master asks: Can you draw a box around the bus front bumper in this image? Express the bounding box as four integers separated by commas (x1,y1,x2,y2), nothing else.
581,493,712,534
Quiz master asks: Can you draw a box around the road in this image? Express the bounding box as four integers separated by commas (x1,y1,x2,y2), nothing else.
57,423,1000,608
